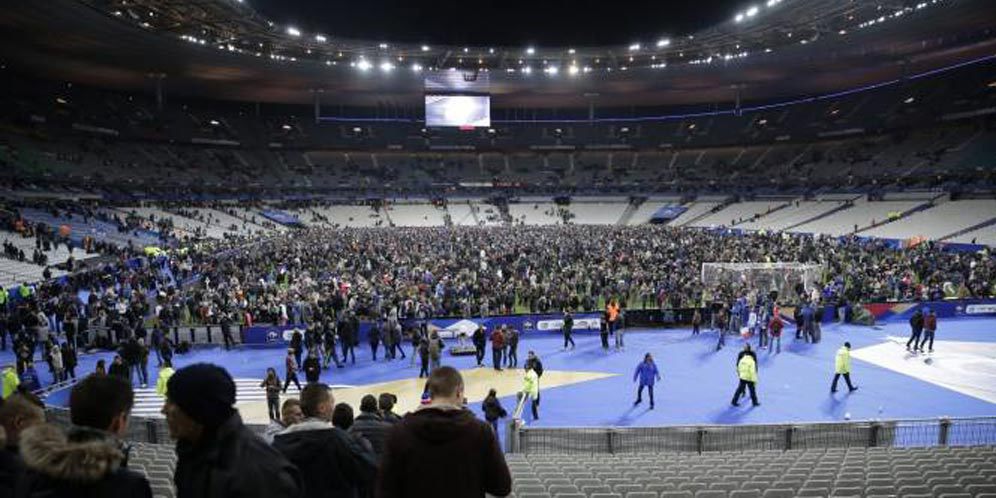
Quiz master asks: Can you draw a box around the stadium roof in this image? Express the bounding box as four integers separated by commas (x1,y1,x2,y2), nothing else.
0,0,994,108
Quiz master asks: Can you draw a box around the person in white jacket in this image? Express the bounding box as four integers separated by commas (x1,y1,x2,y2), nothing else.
49,343,64,383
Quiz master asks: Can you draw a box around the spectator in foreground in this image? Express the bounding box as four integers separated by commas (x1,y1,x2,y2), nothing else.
272,383,377,498
162,363,302,498
377,366,511,498
349,394,391,458
378,393,401,424
15,374,152,497
0,392,46,495
331,403,355,430
263,399,303,444
108,355,129,381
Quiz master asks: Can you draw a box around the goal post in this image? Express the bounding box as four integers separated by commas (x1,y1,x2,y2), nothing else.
701,262,824,302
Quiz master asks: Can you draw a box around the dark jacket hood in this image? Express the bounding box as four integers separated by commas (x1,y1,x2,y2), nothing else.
20,424,124,483
403,405,480,445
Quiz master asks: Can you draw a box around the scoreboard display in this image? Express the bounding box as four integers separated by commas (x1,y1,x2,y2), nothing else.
424,71,490,128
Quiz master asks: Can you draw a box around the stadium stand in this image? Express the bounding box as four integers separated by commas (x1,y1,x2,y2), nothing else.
669,201,725,227
568,201,631,226
386,201,448,227
788,197,937,237
735,198,857,233
861,199,996,242
687,200,792,229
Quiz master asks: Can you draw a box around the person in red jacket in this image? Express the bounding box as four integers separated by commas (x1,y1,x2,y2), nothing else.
490,328,505,372
769,314,784,354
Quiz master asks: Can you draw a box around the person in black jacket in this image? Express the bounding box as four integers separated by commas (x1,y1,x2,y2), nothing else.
339,316,356,365
481,388,507,435
348,395,392,458
60,342,77,380
562,310,575,350
524,351,544,378
303,348,322,384
471,326,487,367
15,374,152,498
368,322,381,361
906,308,924,352
377,367,511,498
290,330,304,367
163,363,302,498
107,355,129,381
272,383,377,498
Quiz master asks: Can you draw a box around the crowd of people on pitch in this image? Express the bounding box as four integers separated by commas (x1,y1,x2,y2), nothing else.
0,364,514,498
3,224,993,383
151,225,995,331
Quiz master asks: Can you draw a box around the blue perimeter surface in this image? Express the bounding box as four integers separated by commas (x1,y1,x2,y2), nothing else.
25,317,996,434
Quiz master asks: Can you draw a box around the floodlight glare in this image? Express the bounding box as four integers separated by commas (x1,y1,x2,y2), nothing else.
286,26,301,37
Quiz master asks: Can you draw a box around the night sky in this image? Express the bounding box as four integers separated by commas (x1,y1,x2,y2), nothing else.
249,0,745,47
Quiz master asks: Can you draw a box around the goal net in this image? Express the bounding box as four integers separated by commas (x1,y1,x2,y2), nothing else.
701,262,823,301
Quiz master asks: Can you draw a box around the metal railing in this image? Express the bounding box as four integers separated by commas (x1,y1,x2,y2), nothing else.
45,406,996,453
506,417,996,454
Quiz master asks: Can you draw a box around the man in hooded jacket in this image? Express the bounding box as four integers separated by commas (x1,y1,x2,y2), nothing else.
13,375,152,498
377,366,511,498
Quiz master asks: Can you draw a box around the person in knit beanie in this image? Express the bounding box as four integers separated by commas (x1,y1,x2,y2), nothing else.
161,363,302,498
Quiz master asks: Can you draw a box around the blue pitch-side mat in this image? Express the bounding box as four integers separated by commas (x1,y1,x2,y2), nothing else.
38,317,996,441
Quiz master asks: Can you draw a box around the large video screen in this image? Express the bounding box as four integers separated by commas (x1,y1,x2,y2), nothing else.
425,95,491,128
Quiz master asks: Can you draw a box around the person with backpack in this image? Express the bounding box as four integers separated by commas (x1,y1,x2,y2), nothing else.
482,388,507,434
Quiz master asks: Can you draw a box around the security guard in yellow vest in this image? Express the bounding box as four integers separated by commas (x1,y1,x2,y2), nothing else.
831,342,859,393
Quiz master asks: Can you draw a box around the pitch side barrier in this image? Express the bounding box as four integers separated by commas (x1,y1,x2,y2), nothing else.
91,297,996,352
507,416,996,454
230,299,996,347
42,405,996,453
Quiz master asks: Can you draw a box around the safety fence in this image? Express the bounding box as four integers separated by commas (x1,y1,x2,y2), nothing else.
506,416,996,454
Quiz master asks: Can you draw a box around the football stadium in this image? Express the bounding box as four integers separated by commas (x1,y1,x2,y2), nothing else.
1,0,996,497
